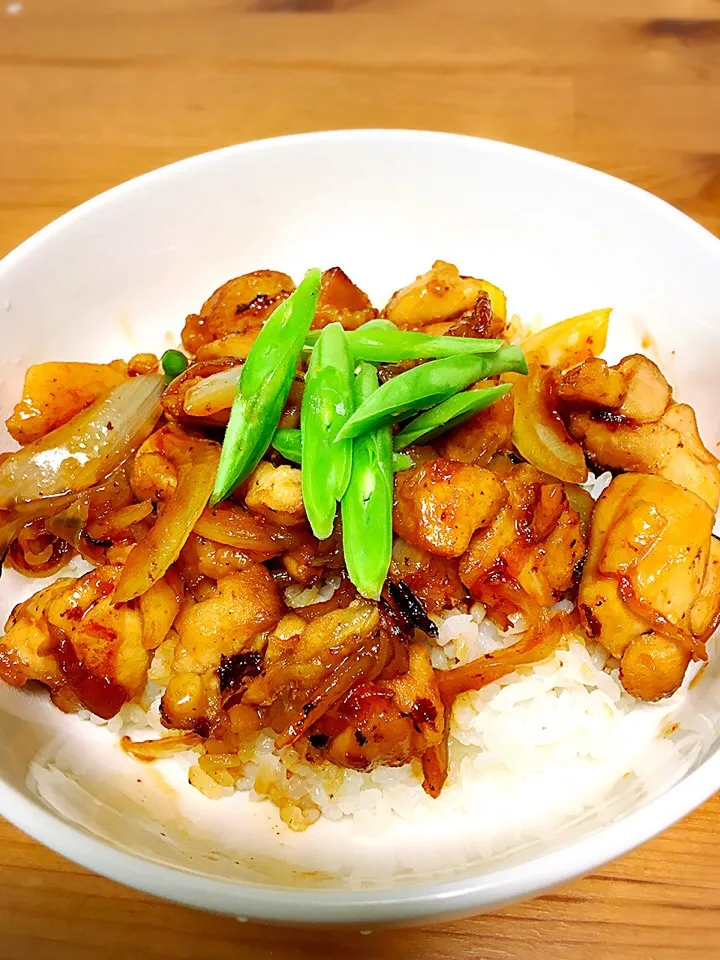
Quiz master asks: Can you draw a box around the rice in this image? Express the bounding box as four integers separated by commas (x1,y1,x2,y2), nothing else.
105,588,672,837
86,470,698,844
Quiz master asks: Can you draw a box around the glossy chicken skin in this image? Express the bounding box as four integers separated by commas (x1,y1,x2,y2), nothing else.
161,564,283,732
0,567,180,718
391,538,467,612
569,404,720,512
181,270,295,354
437,391,514,465
383,260,506,337
460,462,585,612
393,459,507,558
181,267,375,357
0,578,73,697
311,267,378,330
578,473,720,700
303,643,444,772
560,355,720,511
557,354,671,422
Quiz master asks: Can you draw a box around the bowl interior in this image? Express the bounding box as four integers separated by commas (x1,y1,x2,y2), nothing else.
0,131,719,919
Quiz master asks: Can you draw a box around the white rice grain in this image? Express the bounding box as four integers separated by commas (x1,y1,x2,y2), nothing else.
71,584,691,847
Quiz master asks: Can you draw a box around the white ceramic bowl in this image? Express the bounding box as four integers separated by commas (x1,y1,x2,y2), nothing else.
0,130,718,925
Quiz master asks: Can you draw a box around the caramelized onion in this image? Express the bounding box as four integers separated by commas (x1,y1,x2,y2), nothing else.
121,733,201,761
183,366,242,417
508,309,610,483
421,726,449,798
510,366,588,483
46,497,90,551
436,611,564,702
194,503,308,554
0,375,164,510
115,438,220,602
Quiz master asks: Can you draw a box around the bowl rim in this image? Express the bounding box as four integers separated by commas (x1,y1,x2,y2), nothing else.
0,128,719,924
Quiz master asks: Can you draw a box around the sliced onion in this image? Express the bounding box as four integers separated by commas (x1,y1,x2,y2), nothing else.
421,727,449,799
183,367,241,417
121,733,201,761
510,367,588,483
0,511,25,562
436,611,563,703
0,375,164,510
46,497,90,551
115,438,220,602
194,503,308,553
86,500,153,541
507,309,611,484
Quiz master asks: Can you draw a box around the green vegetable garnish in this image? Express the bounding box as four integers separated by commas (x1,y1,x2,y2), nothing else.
393,452,413,471
211,268,322,505
272,428,411,471
393,383,512,450
306,319,503,362
301,322,354,540
271,429,303,464
340,362,393,600
335,346,527,442
161,349,188,383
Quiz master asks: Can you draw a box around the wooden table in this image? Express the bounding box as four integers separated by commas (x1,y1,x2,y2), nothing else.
1,1,719,957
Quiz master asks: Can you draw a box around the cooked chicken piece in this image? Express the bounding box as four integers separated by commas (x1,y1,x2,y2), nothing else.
181,270,295,354
460,462,585,612
127,353,159,377
690,537,720,639
49,566,180,716
281,540,324,586
178,533,268,585
245,462,306,527
192,268,374,359
614,355,672,420
6,362,126,445
568,403,720,511
393,459,507,559
391,538,467,612
0,578,74,694
558,354,671,422
0,567,178,718
558,352,718,508
44,568,146,717
194,332,261,362
579,474,718,699
281,526,342,586
556,357,626,410
619,634,691,702
383,260,506,336
130,427,179,503
302,643,444,772
161,565,283,732
437,391,514,465
311,267,377,331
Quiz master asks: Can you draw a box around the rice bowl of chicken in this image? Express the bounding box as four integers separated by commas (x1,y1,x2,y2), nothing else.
0,130,718,924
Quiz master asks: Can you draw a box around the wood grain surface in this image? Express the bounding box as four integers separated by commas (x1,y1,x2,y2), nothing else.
1,0,719,957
